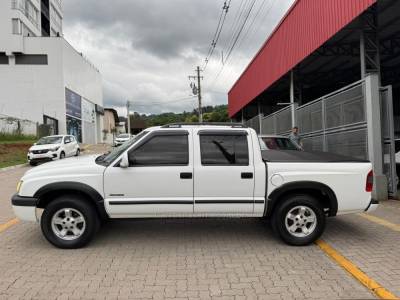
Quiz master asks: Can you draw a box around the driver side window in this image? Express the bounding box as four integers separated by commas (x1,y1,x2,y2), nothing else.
128,134,189,166
64,136,71,144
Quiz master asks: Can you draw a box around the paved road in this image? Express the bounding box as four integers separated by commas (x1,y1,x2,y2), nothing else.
1,160,400,299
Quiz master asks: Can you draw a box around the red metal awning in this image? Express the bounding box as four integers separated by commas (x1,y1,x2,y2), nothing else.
228,0,376,117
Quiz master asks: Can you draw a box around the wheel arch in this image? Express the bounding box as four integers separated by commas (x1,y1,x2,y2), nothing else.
265,181,338,218
34,182,108,220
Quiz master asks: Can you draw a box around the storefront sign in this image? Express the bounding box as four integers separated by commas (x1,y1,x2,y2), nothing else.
65,88,82,119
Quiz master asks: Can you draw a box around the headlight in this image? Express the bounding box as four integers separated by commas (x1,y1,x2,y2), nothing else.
51,147,60,152
16,180,23,193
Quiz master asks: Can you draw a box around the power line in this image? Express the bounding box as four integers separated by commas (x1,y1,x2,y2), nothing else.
203,1,231,71
208,0,258,88
224,0,257,66
208,0,277,90
221,0,250,59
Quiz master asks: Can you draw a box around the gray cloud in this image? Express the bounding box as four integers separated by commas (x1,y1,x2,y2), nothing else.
62,0,294,114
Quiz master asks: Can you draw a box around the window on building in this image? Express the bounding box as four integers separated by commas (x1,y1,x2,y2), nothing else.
12,19,21,34
15,54,48,65
0,53,9,65
128,134,189,166
50,3,62,34
200,133,249,165
25,0,39,27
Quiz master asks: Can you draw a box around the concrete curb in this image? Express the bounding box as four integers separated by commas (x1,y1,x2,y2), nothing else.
0,163,28,172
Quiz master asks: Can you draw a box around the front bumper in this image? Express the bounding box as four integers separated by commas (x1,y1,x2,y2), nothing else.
11,194,38,222
365,198,379,213
28,152,58,162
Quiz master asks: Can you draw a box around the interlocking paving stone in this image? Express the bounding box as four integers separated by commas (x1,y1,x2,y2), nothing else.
0,159,390,299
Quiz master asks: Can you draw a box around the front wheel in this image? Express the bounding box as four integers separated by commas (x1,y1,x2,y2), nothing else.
75,149,80,156
40,196,99,249
59,151,65,159
271,194,325,246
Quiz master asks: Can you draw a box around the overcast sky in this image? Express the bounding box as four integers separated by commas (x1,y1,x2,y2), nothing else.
62,0,294,116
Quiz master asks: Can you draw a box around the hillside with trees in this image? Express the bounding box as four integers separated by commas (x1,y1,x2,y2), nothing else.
126,105,229,127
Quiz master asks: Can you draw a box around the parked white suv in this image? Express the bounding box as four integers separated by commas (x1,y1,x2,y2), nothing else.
28,135,80,166
13,124,377,249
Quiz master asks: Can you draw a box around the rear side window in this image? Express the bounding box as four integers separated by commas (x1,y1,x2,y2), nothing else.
200,134,249,165
129,134,188,166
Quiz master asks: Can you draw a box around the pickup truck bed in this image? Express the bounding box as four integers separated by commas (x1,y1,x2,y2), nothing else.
262,150,369,163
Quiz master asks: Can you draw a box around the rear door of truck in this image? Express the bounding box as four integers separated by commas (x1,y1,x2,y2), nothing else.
193,128,255,215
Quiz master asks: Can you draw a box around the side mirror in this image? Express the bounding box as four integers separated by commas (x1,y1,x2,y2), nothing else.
120,152,129,168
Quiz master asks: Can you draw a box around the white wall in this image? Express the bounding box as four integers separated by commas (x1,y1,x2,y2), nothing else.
0,37,104,143
0,37,65,130
62,40,103,107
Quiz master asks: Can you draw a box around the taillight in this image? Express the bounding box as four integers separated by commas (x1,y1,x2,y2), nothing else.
366,170,373,192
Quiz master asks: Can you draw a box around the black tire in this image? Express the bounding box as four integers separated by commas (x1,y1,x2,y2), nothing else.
40,195,100,249
59,151,65,159
271,194,325,246
29,161,37,166
75,149,80,156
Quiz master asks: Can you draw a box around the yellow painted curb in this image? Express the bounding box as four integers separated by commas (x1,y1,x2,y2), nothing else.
0,218,19,233
358,213,400,232
316,240,399,300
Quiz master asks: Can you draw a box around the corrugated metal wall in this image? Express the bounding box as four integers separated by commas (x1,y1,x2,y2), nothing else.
228,0,376,117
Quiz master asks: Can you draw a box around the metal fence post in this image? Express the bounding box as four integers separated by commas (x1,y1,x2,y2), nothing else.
365,74,387,201
258,101,262,135
321,97,327,152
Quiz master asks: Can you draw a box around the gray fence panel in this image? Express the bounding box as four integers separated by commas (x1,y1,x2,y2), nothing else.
302,135,324,152
261,115,275,134
326,129,368,160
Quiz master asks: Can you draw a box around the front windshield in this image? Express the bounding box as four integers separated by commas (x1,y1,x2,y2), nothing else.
260,137,300,151
36,136,63,145
97,131,148,165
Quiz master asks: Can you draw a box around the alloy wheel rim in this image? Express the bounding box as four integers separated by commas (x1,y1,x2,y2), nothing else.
51,208,86,241
285,205,317,238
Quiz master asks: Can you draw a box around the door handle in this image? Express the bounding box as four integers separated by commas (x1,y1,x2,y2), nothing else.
241,172,253,179
180,172,193,179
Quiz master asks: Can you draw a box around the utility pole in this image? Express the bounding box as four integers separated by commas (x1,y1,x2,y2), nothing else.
189,66,203,122
126,100,131,134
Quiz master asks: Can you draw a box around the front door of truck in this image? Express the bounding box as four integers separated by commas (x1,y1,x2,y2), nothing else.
193,129,255,215
103,130,194,217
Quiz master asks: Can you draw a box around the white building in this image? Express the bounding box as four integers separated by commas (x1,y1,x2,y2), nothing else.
0,0,104,144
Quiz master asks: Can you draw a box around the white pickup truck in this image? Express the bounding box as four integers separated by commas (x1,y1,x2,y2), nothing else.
12,123,378,249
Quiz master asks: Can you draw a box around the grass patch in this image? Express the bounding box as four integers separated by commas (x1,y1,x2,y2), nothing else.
0,133,37,144
0,142,32,168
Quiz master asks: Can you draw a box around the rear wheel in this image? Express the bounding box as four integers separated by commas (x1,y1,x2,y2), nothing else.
271,194,325,246
40,195,99,249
